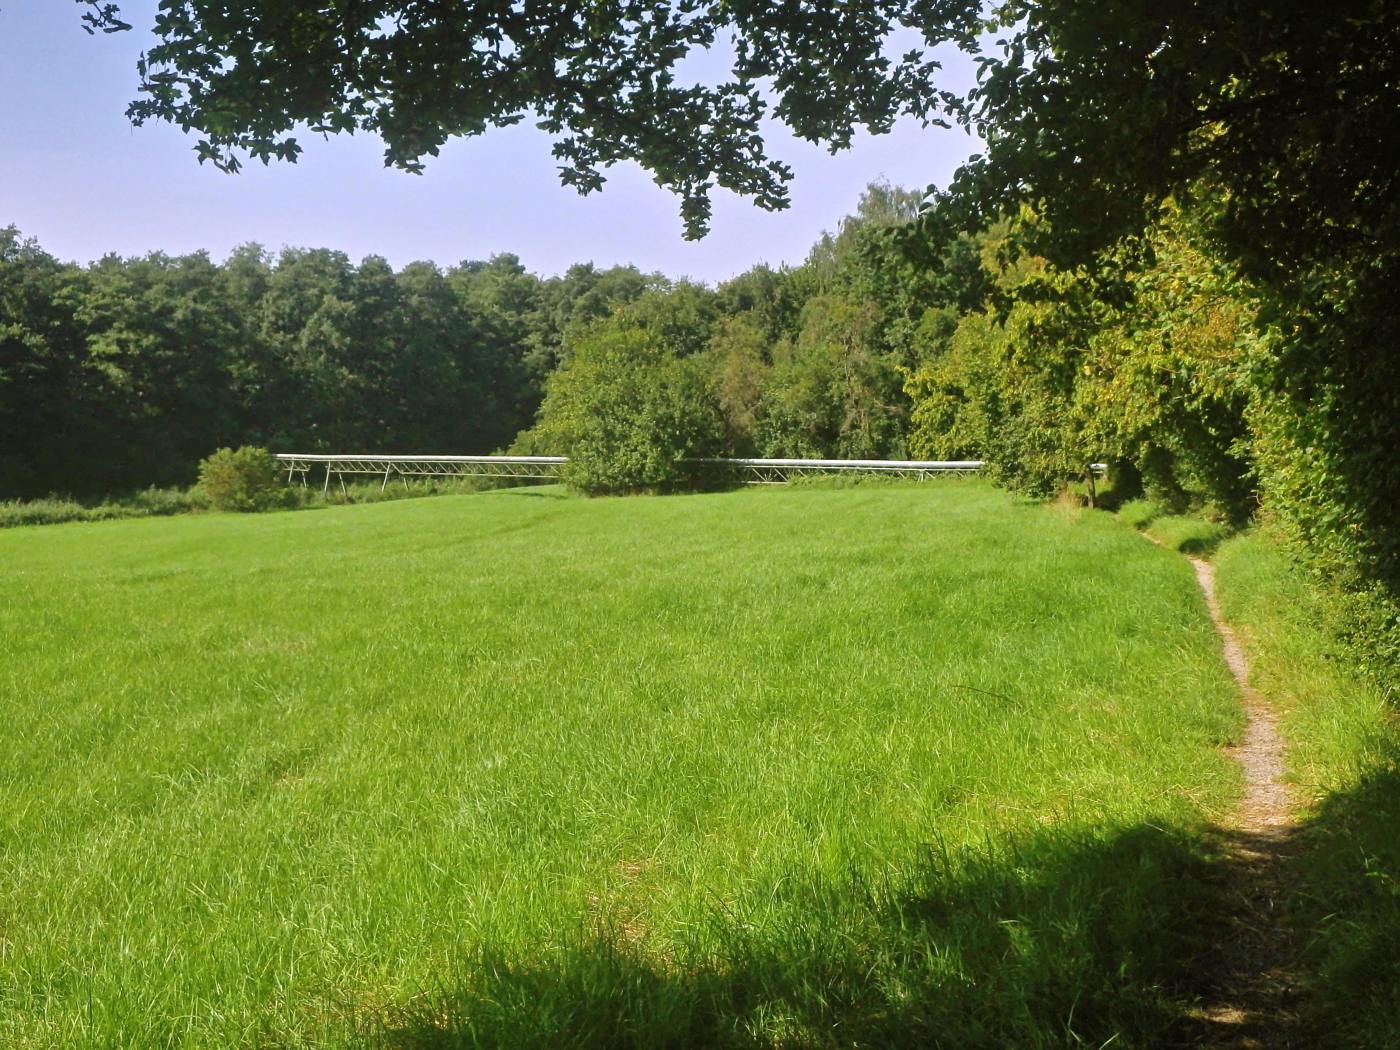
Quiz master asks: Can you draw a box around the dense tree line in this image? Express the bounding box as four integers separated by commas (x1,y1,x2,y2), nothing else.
0,229,665,498
516,182,986,478
0,181,951,499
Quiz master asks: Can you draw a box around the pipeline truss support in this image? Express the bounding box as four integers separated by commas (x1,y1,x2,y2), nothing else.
693,457,985,484
279,453,567,490
276,453,1106,489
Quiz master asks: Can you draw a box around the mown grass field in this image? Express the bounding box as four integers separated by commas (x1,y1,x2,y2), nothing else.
1,482,1246,1047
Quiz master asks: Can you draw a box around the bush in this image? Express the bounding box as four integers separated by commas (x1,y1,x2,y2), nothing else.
0,497,91,528
532,321,725,495
197,446,285,512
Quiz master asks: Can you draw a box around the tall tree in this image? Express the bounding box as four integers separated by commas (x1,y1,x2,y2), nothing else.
0,229,86,497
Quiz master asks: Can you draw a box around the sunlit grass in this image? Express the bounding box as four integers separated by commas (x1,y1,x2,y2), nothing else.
0,482,1242,1046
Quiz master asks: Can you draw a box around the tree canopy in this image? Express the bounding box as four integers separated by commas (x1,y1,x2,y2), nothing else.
80,0,984,237
80,2,1399,270
979,4,1394,263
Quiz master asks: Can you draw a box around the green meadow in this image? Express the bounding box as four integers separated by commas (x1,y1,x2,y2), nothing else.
1,482,1250,1047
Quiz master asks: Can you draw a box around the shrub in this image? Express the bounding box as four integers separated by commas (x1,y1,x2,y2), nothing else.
0,487,208,528
112,486,208,518
197,446,285,512
0,498,91,528
533,320,725,495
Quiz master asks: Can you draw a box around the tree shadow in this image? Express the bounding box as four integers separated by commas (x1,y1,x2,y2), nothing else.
360,822,1268,1049
332,751,1400,1048
486,485,571,500
1175,535,1224,557
1276,750,1400,1046
1181,823,1305,1047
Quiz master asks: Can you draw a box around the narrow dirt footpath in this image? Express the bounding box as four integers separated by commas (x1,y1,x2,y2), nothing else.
1191,556,1293,834
1185,554,1301,1047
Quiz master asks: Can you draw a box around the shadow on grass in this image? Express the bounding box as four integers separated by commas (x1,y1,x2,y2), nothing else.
1147,517,1229,558
487,486,571,500
1176,536,1223,558
344,759,1400,1048
363,823,1264,1049
1281,749,1400,1047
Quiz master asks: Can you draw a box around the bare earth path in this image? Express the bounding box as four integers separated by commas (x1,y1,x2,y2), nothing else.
1185,554,1302,1047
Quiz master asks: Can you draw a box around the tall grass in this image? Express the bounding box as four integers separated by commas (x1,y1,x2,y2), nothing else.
0,477,497,529
0,486,206,528
0,483,1242,1046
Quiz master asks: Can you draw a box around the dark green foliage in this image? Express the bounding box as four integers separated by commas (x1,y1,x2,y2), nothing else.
2,189,967,505
934,2,1400,290
510,185,988,473
1246,294,1400,684
517,262,656,381
197,446,284,512
0,229,550,501
0,227,89,497
705,315,770,456
713,264,803,348
758,294,907,460
907,208,1258,514
618,281,719,360
905,220,1101,497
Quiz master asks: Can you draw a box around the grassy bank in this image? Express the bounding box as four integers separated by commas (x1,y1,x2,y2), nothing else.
1,483,1242,1046
1213,532,1400,1044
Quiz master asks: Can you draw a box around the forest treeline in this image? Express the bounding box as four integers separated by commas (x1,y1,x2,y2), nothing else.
0,182,947,498
1,178,1394,682
1,226,636,496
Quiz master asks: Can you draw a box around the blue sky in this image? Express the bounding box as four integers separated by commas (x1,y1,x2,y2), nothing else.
0,1,981,282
